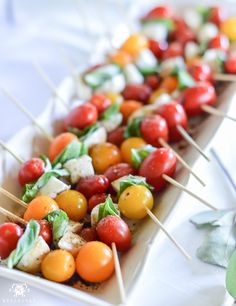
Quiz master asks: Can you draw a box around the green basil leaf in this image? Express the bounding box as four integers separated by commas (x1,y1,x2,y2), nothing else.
197,6,210,23
100,103,120,120
142,18,175,32
176,69,195,90
138,66,159,76
98,195,119,222
44,210,69,247
226,249,236,299
21,169,69,203
199,41,208,55
52,140,86,167
68,123,99,141
117,175,154,198
124,117,143,139
5,220,40,268
40,155,52,172
131,145,156,169
84,64,121,89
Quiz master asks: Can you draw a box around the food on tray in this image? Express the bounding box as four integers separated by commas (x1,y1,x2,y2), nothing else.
0,4,235,295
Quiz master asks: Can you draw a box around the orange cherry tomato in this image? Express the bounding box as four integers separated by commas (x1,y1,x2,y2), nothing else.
119,100,143,123
120,137,147,165
41,250,75,282
120,34,148,57
55,190,87,221
76,241,114,283
49,133,77,162
109,50,132,67
23,196,59,221
160,76,178,93
90,143,122,173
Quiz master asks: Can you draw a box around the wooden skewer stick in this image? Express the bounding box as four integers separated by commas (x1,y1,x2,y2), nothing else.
202,105,236,122
0,187,27,209
214,73,236,82
158,138,206,187
0,140,24,164
176,125,210,162
111,242,126,304
162,174,217,210
145,208,191,260
32,61,70,111
0,206,27,225
0,86,53,143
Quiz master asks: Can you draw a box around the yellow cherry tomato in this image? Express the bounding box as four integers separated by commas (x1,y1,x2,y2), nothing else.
55,190,87,221
105,92,123,105
90,142,122,173
76,241,114,283
118,185,154,219
120,34,148,57
149,88,168,104
120,137,147,165
41,250,75,282
109,50,132,67
221,17,236,41
23,196,59,221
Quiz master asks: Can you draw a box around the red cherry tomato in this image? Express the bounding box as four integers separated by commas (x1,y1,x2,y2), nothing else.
155,101,188,142
97,216,132,252
104,163,135,182
18,158,45,186
0,223,23,251
64,103,98,130
38,220,52,246
225,56,236,74
89,94,112,114
140,114,169,147
208,7,226,26
172,23,195,46
162,42,183,60
143,5,173,19
149,39,168,59
108,127,125,147
144,75,160,90
88,193,108,213
188,63,213,82
122,84,152,104
80,227,98,242
139,148,177,191
180,82,216,117
0,237,12,259
208,34,229,52
76,175,109,198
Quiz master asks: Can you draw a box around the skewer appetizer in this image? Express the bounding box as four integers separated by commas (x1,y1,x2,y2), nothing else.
1,3,236,303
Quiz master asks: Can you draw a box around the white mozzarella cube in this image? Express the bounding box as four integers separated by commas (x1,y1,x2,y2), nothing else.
185,42,200,60
58,232,86,256
197,22,218,43
16,236,50,274
152,93,172,107
99,113,123,133
202,49,226,72
135,49,158,71
142,22,168,42
159,56,185,77
123,64,144,84
83,126,107,149
38,176,70,198
91,203,120,227
64,155,94,184
96,73,126,93
183,8,202,32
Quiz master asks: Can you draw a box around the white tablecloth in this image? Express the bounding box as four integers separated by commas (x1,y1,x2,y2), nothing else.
0,1,236,305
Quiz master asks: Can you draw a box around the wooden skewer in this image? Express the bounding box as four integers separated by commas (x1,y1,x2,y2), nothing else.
202,105,236,122
158,138,206,187
32,61,70,111
145,208,191,260
0,140,24,164
176,125,210,162
162,174,217,210
0,187,27,208
214,73,236,82
0,206,27,225
111,242,126,304
0,86,53,143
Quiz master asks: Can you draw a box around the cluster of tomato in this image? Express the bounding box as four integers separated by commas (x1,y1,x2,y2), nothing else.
1,4,236,287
